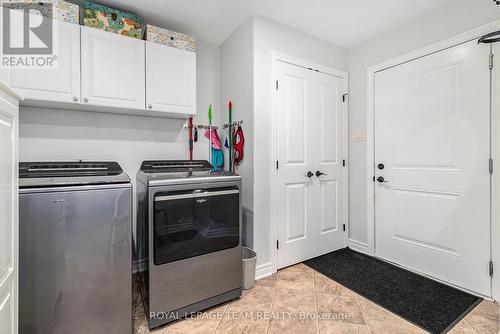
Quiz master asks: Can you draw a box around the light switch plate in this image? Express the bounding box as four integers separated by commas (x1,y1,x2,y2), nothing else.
352,129,367,142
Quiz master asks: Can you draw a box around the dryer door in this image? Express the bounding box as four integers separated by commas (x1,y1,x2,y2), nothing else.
153,187,240,265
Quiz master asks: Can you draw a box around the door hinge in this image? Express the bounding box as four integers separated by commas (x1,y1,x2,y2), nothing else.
490,53,494,70
342,159,346,167
490,261,494,277
276,160,279,170
343,224,346,232
342,93,348,103
276,80,279,90
489,158,494,174
276,240,279,249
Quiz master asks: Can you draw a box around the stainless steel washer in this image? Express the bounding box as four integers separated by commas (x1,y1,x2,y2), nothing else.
19,161,133,334
135,160,242,329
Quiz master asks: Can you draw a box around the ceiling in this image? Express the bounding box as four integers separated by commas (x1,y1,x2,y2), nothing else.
92,0,455,48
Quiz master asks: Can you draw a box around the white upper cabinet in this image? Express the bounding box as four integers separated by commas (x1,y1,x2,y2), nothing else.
146,42,196,115
7,19,81,103
81,26,145,110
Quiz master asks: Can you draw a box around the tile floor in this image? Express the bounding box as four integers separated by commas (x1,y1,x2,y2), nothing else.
133,263,500,334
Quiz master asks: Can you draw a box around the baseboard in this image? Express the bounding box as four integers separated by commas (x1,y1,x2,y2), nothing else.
348,239,369,254
255,262,274,280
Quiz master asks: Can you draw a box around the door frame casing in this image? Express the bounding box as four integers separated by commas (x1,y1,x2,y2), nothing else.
366,20,500,299
270,51,349,274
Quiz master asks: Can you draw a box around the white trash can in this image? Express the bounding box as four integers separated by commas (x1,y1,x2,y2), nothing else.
242,247,257,290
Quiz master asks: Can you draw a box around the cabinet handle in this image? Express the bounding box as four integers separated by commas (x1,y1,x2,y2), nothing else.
73,96,78,102
83,98,89,103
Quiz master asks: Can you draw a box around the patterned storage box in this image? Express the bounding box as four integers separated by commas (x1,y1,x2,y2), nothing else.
83,1,143,39
2,0,79,24
146,25,195,52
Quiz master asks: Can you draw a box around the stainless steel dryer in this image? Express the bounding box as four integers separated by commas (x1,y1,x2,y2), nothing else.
19,161,132,334
135,160,242,329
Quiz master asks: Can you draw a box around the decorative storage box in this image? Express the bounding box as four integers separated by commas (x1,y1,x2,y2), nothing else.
146,25,196,52
83,1,143,39
2,0,79,24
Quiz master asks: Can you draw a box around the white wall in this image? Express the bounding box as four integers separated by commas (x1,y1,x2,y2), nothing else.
252,16,347,274
347,0,500,249
19,40,222,251
220,19,255,248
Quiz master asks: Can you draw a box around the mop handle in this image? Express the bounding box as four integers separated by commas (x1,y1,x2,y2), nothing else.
228,100,233,172
208,105,213,164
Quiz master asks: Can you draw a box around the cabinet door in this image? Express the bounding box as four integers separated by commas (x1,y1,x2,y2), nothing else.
8,19,81,103
81,27,145,109
0,84,19,334
146,42,196,115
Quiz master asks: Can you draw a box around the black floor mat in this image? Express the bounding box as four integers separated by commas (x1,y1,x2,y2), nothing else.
304,248,482,334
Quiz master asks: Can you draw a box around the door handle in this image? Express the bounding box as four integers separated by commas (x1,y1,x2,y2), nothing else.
377,176,388,183
306,171,314,178
316,171,327,177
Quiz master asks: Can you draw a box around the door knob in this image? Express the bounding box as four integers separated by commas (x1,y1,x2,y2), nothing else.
316,171,327,177
306,171,314,178
377,176,388,183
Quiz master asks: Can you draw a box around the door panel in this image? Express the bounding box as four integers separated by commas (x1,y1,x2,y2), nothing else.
146,42,196,114
276,61,345,269
285,74,307,164
9,19,80,103
81,27,145,109
320,180,338,233
0,87,19,334
374,40,491,295
285,183,307,242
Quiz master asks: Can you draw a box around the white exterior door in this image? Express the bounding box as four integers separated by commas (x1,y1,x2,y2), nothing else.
276,61,346,269
146,42,196,115
374,40,491,296
0,84,20,334
8,19,80,103
81,27,145,109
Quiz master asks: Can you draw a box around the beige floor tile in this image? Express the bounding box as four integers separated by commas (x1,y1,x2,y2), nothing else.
316,292,366,325
226,285,275,313
277,270,315,292
314,273,356,297
448,320,478,334
272,287,316,315
464,301,499,334
319,321,372,334
255,272,278,288
280,263,316,274
357,296,426,334
215,317,268,334
267,318,317,334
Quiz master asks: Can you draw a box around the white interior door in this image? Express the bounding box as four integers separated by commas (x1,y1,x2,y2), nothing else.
81,27,145,109
0,85,19,334
276,60,346,269
374,40,491,296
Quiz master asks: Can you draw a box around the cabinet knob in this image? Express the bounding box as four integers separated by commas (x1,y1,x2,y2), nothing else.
83,98,89,103
148,104,152,109
73,96,78,102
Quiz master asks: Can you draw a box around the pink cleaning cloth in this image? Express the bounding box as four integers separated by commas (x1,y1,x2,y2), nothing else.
204,128,222,150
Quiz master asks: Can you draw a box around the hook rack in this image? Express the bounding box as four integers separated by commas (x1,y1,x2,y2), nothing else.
184,123,219,130
223,120,244,129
